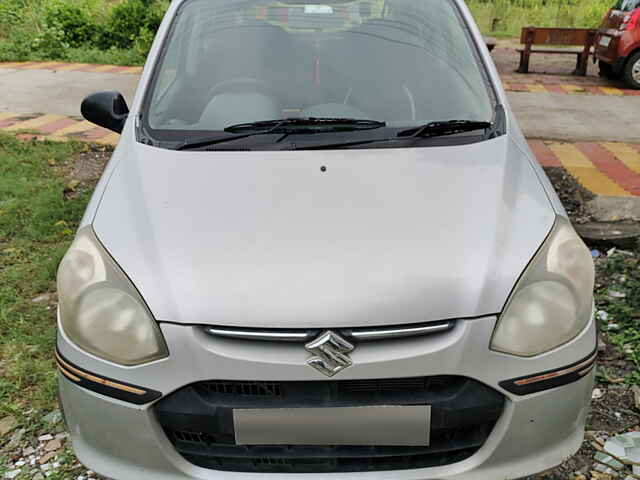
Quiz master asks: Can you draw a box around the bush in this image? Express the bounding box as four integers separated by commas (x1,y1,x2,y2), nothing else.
99,0,162,49
43,0,96,48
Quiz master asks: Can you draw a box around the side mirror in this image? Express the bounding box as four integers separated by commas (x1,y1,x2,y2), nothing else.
81,91,129,133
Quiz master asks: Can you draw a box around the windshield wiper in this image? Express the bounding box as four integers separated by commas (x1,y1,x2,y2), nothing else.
292,119,494,150
396,120,492,138
176,117,385,150
225,117,385,133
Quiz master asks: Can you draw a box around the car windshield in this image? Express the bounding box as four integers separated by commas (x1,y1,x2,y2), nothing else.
143,0,495,146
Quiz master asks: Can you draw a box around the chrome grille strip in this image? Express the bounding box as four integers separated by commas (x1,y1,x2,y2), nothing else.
203,320,455,343
347,321,455,340
204,326,314,342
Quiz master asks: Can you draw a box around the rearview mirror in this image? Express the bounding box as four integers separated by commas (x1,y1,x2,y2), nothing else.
81,91,129,133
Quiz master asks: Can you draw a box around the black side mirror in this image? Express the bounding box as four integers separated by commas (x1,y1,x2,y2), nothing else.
81,91,129,133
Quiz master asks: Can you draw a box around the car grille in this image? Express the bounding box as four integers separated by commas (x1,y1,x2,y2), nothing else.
154,376,504,473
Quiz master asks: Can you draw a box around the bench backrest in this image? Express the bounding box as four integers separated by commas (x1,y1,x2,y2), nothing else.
520,27,596,46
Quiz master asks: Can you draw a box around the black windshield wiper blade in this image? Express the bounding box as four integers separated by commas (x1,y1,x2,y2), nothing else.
397,120,492,138
176,118,386,150
224,117,385,133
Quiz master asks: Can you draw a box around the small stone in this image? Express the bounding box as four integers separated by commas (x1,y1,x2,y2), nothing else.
0,416,18,437
37,434,53,442
632,385,640,410
608,290,626,299
6,429,25,449
13,461,25,467
44,439,62,452
596,310,609,321
23,446,35,456
4,470,21,479
591,472,614,479
33,474,44,480
42,410,62,425
66,180,80,191
31,294,51,303
38,452,55,465
597,333,607,352
605,323,620,331
54,433,67,440
592,388,605,400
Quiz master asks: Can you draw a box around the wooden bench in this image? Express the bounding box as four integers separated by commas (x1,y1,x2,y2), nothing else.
517,27,597,76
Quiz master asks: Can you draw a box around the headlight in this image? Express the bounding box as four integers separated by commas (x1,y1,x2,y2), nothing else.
490,216,594,357
57,227,169,365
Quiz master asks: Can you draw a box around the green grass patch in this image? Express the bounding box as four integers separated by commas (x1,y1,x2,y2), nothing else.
0,134,89,419
594,249,640,385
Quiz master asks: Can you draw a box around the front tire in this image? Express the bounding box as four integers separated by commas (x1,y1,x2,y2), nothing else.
623,52,640,89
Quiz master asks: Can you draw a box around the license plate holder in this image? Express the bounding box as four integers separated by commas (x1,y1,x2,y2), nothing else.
233,405,431,446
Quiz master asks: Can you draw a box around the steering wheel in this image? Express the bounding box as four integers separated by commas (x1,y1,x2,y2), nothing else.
206,78,273,100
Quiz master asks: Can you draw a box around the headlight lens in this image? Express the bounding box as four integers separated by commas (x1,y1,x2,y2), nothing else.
57,227,168,365
490,216,594,357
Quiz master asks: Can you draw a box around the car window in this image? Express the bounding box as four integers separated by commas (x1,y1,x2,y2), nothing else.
615,0,640,11
143,0,494,143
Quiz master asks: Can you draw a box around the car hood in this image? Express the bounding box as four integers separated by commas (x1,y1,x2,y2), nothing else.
93,136,555,328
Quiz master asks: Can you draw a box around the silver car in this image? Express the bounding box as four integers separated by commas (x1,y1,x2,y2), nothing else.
56,0,597,478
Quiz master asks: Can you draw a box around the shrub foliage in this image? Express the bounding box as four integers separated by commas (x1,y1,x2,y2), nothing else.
0,0,169,65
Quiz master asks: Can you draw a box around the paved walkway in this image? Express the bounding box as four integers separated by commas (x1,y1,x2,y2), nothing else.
0,112,116,145
531,140,640,197
0,61,142,74
504,83,640,96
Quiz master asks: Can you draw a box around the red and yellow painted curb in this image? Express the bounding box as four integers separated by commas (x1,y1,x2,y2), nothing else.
505,83,640,96
0,112,118,146
1,112,638,198
529,140,640,197
0,61,142,75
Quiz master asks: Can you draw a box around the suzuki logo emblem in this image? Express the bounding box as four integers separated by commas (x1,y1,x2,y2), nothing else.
305,330,354,377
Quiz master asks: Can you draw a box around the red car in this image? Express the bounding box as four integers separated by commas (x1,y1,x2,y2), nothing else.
595,0,640,88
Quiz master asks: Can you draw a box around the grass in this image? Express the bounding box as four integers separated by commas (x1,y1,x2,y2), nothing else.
467,0,612,37
594,249,640,385
0,134,90,419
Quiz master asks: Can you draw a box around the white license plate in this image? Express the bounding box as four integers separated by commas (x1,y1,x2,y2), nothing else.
234,405,431,446
599,36,611,47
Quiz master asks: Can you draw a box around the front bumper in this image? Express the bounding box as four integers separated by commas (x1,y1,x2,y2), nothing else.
58,316,596,480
